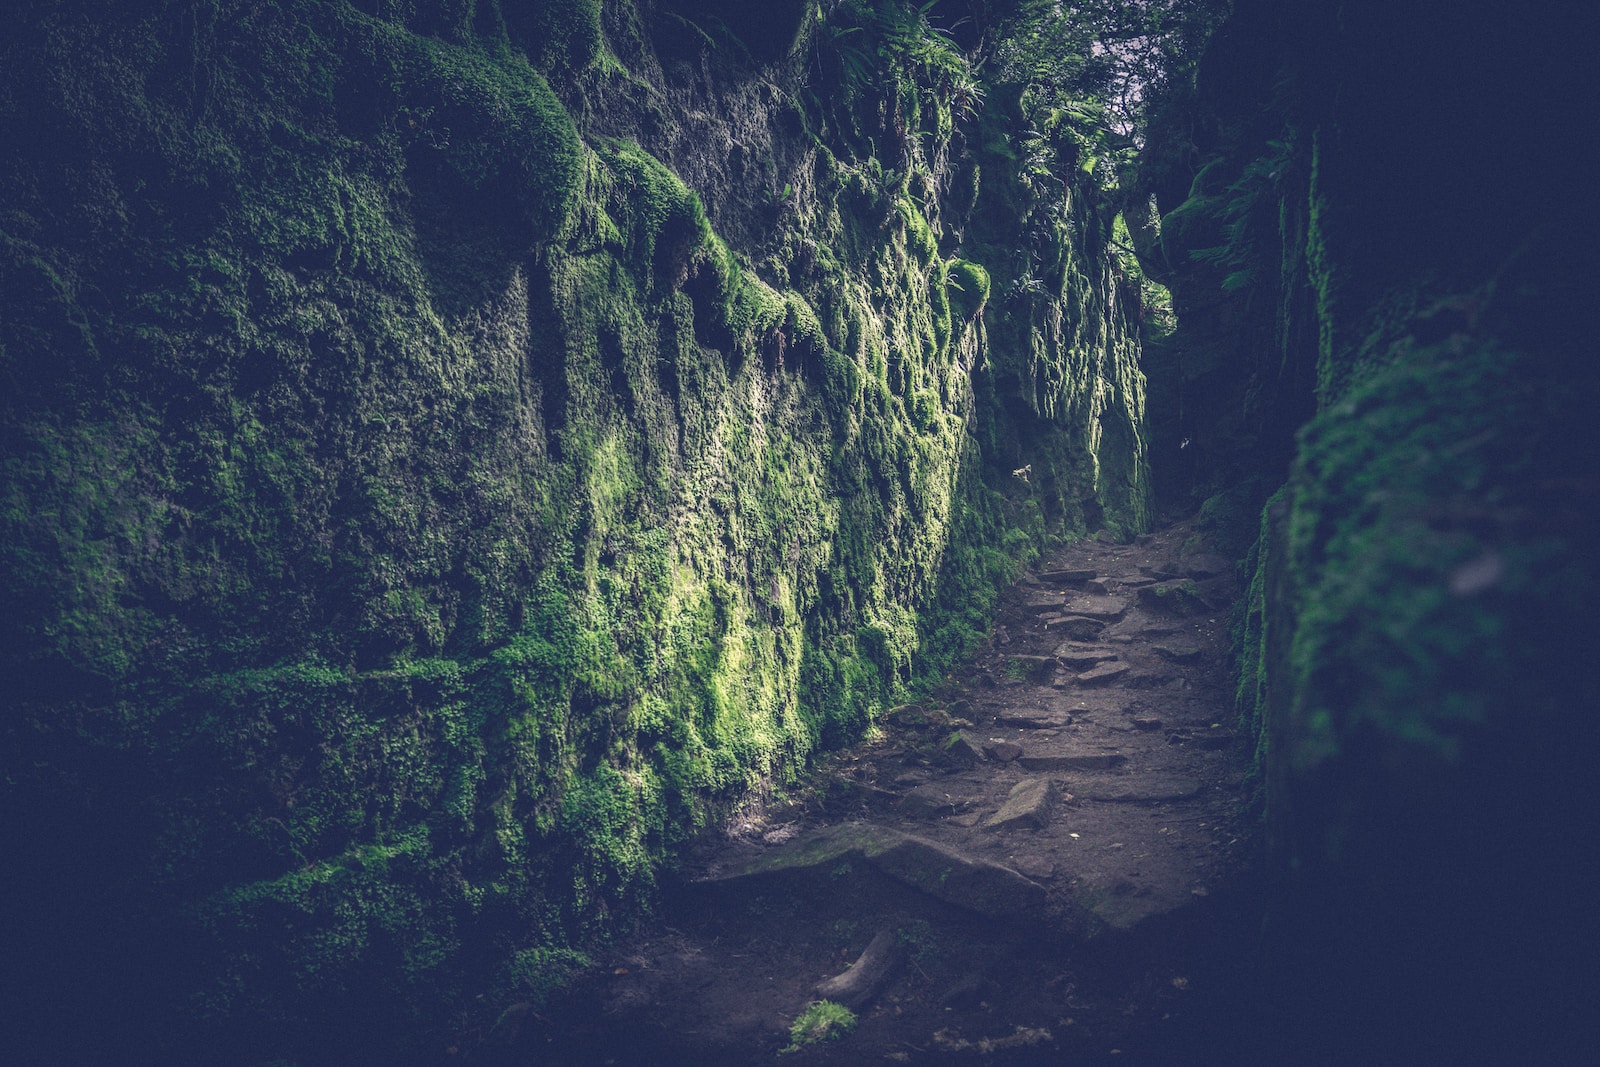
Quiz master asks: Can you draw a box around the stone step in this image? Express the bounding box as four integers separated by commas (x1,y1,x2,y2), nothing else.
703,824,1046,917
992,707,1073,729
1075,661,1131,686
1043,615,1107,640
1016,752,1127,772
1180,553,1234,579
1054,644,1119,669
1150,641,1205,662
1061,595,1129,620
1038,567,1095,584
1071,776,1203,803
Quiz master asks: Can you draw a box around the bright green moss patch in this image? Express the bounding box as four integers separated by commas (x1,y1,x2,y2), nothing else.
946,258,991,323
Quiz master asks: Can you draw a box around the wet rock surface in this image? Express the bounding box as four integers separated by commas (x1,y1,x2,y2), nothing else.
526,519,1259,1064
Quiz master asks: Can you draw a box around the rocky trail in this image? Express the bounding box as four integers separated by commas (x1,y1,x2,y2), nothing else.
511,519,1264,1064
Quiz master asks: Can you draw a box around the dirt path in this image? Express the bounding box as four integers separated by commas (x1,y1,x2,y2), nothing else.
511,518,1262,1064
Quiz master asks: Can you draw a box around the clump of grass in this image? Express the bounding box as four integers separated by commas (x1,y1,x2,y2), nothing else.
782,1000,856,1052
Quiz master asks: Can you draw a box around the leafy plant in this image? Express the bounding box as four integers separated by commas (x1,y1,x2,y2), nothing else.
782,1000,857,1052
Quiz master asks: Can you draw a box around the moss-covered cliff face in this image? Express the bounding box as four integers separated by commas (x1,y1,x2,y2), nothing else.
0,1,1146,1059
1142,0,1597,1058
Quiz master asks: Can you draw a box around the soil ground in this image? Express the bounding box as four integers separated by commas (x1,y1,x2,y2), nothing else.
505,518,1268,1065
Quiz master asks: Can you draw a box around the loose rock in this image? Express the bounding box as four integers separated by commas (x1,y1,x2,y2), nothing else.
1044,616,1106,641
1038,567,1095,583
898,783,959,819
1016,753,1127,772
985,777,1054,830
1055,644,1118,669
941,732,985,765
983,741,1023,762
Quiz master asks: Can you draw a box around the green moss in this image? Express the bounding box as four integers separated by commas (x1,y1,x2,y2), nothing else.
946,258,990,323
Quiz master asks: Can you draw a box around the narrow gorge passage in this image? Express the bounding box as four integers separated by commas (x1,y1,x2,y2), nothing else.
518,517,1260,1064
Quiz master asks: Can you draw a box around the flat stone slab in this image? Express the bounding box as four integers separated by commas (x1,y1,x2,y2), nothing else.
1044,615,1106,639
1055,644,1119,669
1017,753,1127,772
1039,567,1095,584
1024,592,1065,610
1136,582,1215,614
1061,595,1129,619
993,707,1072,729
709,824,1045,917
1151,641,1204,663
1073,777,1202,803
1076,662,1131,686
985,777,1054,830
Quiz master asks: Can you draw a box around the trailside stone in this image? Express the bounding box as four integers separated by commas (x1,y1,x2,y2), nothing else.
1181,553,1233,580
1016,753,1127,772
941,732,985,765
1012,856,1056,881
888,703,928,726
1136,581,1214,615
984,777,1054,830
898,783,959,819
1025,591,1065,610
1061,595,1129,619
1074,777,1203,802
1045,615,1105,640
983,740,1023,762
1007,654,1056,678
710,824,1046,916
1076,661,1131,686
1151,641,1204,663
1054,644,1118,669
1039,567,1095,584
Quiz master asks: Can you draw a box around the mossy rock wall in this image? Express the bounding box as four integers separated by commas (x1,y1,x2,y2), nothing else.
1146,0,1597,1057
0,1,1146,1059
